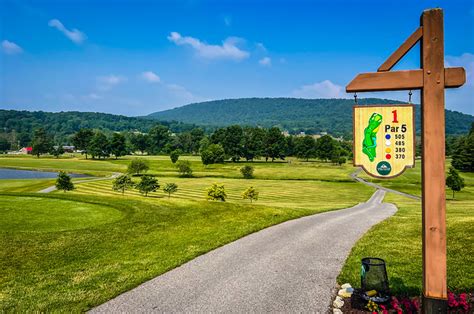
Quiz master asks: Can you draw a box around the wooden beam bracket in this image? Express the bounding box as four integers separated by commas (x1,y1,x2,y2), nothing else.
378,27,423,72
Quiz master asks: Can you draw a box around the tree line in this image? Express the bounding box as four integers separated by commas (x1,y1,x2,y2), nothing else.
25,123,352,163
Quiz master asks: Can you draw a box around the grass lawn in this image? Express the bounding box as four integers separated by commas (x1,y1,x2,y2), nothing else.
0,155,374,311
0,189,371,311
338,171,474,294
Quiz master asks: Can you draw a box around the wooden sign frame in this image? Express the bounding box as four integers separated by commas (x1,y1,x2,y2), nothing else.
346,8,466,313
352,104,416,179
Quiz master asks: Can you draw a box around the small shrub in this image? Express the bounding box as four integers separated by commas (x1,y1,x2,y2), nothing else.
127,158,150,176
170,150,180,164
135,175,159,197
56,171,74,192
176,160,193,177
163,183,178,198
240,165,254,179
242,186,259,203
338,157,346,166
446,166,465,199
206,183,226,201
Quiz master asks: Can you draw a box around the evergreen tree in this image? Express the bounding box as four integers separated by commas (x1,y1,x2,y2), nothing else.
170,149,180,163
31,128,53,158
56,171,74,192
446,167,465,199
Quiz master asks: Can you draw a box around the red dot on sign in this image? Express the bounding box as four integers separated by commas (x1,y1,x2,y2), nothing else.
386,154,392,159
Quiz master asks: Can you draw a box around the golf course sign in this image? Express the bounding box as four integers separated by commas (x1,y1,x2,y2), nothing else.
353,105,415,178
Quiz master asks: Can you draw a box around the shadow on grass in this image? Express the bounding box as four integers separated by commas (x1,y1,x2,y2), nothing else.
390,277,421,296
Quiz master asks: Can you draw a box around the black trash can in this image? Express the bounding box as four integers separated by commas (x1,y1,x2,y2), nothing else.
361,257,390,302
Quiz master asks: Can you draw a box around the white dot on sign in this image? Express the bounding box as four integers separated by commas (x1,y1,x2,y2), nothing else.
386,140,391,146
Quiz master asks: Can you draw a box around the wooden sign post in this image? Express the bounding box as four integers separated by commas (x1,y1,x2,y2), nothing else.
346,8,466,313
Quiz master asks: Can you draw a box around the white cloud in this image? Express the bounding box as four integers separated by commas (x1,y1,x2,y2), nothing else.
97,75,126,91
2,40,23,55
292,80,347,99
256,42,267,52
259,57,271,67
167,32,249,61
444,53,474,114
141,71,161,83
48,19,86,44
166,83,204,104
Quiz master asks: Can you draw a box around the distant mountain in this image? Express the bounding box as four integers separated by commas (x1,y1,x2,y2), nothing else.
147,98,474,137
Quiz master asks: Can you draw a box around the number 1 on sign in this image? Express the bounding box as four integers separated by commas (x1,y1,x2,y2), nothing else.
392,110,399,123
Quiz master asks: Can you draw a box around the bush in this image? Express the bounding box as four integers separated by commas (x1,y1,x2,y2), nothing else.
176,160,193,177
201,144,225,165
127,158,150,176
240,165,254,179
338,157,346,166
206,183,227,201
170,150,180,164
56,171,74,192
242,186,259,203
135,175,159,197
163,183,178,198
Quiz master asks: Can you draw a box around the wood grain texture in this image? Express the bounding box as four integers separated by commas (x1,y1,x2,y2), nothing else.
420,8,447,301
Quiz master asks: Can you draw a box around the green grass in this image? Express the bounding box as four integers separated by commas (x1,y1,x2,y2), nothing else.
0,179,55,192
0,154,354,181
338,176,474,295
0,190,370,311
68,177,372,211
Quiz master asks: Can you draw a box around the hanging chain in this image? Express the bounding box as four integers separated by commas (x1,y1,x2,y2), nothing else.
354,93,358,105
408,90,413,104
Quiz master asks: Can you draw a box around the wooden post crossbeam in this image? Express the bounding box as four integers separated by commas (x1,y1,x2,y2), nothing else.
345,8,466,313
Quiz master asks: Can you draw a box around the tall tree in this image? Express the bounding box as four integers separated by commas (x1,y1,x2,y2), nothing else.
201,143,225,165
88,131,110,159
31,128,53,158
0,137,11,153
222,125,244,162
190,128,205,154
127,158,150,175
71,129,94,159
130,133,148,155
451,123,474,172
264,127,286,162
316,135,338,161
242,127,265,161
110,133,128,159
294,136,317,161
147,124,170,155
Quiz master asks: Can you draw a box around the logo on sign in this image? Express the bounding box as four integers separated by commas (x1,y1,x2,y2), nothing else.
376,161,392,176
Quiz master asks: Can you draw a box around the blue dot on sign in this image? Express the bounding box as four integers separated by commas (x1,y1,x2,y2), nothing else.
385,134,391,140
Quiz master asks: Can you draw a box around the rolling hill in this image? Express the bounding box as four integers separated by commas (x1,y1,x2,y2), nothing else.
147,98,474,137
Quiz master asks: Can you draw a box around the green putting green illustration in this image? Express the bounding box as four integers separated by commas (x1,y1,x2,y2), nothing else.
362,113,382,162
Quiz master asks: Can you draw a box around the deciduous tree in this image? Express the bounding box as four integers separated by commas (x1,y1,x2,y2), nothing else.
112,174,135,195
135,175,159,197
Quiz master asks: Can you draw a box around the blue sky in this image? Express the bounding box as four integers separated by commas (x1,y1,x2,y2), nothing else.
1,0,473,116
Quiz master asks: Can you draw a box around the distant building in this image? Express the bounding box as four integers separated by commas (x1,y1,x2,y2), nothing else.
20,147,32,154
62,146,75,153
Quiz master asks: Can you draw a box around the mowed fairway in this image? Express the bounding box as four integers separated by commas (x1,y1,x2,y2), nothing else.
0,155,374,311
71,177,370,210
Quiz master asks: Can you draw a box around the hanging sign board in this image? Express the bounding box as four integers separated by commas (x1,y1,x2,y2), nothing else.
353,104,415,178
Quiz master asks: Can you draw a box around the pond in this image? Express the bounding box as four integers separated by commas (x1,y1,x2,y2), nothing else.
0,168,90,179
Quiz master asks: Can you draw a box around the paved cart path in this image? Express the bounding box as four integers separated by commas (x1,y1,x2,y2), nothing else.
91,189,396,313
